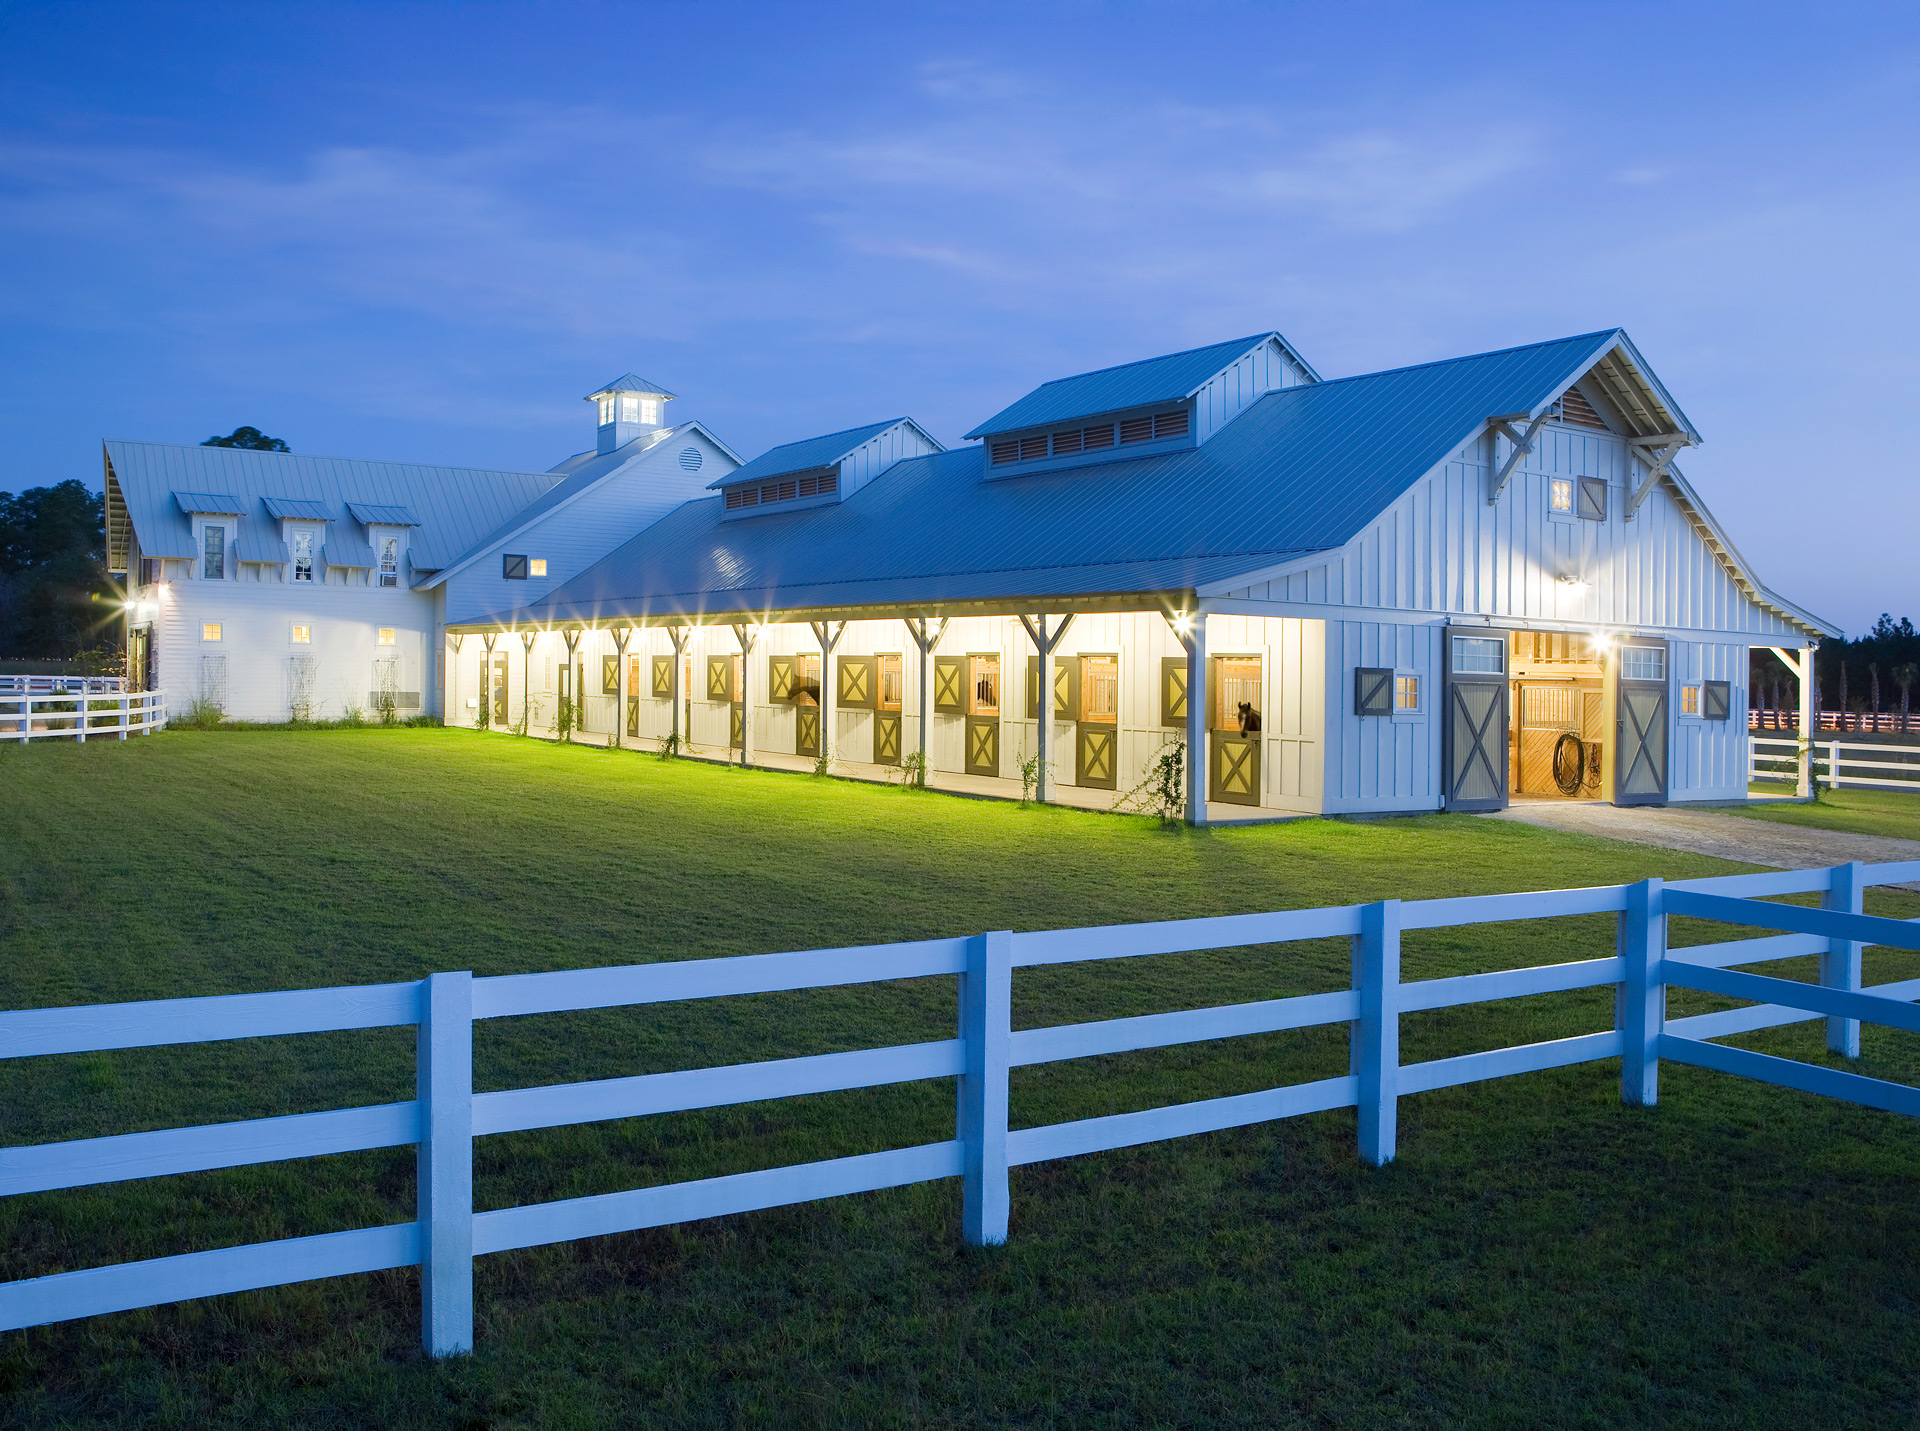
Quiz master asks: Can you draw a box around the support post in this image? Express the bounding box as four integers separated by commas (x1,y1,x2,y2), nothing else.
811,620,847,770
908,617,947,784
1822,860,1865,1058
1353,899,1401,1165
1798,646,1816,797
1017,614,1075,805
1184,613,1208,826
417,970,473,1357
667,625,689,747
610,627,630,748
731,623,757,768
958,928,1013,1245
1619,877,1665,1107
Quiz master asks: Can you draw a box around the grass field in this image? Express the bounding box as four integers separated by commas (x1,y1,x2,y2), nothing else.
1731,785,1920,842
4,729,1920,1429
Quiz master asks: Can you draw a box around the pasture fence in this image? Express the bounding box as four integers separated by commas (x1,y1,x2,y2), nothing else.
3,859,1919,1355
2,680,166,743
1750,735,1920,791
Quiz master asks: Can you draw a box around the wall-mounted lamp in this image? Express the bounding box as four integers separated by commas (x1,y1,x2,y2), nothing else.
1558,575,1592,595
1172,611,1194,635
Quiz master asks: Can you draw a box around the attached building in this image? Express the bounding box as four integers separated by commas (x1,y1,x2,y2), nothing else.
451,328,1835,821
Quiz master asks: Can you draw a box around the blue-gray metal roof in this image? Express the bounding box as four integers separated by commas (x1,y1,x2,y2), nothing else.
495,330,1625,627
585,374,677,399
261,496,333,521
964,333,1294,439
712,419,907,489
346,502,421,526
108,442,564,570
172,491,244,515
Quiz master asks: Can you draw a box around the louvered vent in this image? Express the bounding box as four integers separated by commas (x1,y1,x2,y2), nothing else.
1556,388,1607,430
988,408,1189,467
723,469,838,511
679,446,703,470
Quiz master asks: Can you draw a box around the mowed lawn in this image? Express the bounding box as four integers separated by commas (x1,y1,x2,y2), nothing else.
1730,785,1920,842
3,730,1920,1430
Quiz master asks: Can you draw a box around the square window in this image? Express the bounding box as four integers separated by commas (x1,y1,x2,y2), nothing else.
1451,636,1504,674
378,628,396,646
1681,684,1699,715
1396,674,1420,711
1619,645,1666,681
1577,477,1608,521
292,624,311,644
530,558,548,577
1550,479,1573,512
503,554,529,579
202,622,222,642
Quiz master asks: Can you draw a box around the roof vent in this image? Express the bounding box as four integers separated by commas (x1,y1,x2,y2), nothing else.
679,447,703,471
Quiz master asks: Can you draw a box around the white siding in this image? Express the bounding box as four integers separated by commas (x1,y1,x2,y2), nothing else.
838,421,943,498
1194,338,1311,445
1319,619,1443,814
1670,638,1752,801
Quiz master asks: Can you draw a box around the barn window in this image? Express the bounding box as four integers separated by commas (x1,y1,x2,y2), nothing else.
1082,423,1114,449
1451,636,1504,675
378,628,396,646
530,558,547,577
1619,645,1666,681
1680,684,1699,715
202,622,223,642
1703,680,1731,720
291,529,315,582
202,525,226,580
1080,655,1118,722
291,624,310,644
1550,479,1573,513
379,538,400,588
602,656,620,695
1052,429,1083,455
1577,478,1608,521
990,439,1019,465
1396,674,1421,712
1019,436,1048,461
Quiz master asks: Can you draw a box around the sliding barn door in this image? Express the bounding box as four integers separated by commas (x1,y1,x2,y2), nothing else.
1614,639,1670,806
1443,630,1509,812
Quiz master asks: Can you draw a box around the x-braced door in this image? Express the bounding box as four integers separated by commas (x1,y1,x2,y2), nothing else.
796,706,820,758
873,713,901,765
1615,639,1670,806
1443,630,1508,811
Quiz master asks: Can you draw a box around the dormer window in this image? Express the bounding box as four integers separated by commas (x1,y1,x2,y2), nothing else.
291,529,315,582
202,525,226,580
378,537,399,587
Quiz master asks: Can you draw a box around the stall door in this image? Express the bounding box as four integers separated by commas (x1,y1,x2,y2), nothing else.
797,707,820,758
490,655,509,723
1208,655,1263,806
626,655,643,737
874,653,903,765
1614,640,1670,806
965,653,1000,776
1075,654,1119,790
1443,631,1508,811
129,627,151,692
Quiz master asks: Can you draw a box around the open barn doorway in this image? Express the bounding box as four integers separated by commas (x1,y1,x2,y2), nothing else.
1508,631,1607,801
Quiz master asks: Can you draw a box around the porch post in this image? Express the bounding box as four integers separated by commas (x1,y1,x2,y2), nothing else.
731,622,757,768
610,627,631,748
811,620,847,770
1185,612,1208,827
667,625,688,747
1035,623,1052,803
1797,644,1817,797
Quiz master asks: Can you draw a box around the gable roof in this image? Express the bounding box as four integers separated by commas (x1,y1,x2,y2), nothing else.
707,418,938,491
964,331,1319,439
586,374,677,399
416,420,742,589
106,441,564,574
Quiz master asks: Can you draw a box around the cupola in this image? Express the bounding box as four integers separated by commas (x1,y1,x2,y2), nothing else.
586,374,677,455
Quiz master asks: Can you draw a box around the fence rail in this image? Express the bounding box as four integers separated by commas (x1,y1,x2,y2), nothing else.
1751,735,1920,791
2,688,166,743
1750,709,1917,735
4,859,1920,1354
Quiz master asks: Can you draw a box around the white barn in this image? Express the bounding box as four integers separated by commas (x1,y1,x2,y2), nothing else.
447,329,1835,822
105,377,739,723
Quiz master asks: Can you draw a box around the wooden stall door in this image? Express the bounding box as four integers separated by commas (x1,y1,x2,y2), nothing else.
1208,655,1262,806
1075,653,1118,790
1614,639,1671,806
1443,631,1508,812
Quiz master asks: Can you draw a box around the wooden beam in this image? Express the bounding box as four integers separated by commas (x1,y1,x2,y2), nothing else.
1486,413,1549,505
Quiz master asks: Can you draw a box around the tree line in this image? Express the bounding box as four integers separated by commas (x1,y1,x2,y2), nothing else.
1751,614,1920,729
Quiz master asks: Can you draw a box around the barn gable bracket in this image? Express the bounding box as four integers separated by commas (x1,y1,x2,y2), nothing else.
1485,413,1550,505
1625,434,1692,520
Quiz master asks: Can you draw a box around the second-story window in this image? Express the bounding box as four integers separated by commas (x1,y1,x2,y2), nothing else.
292,529,314,582
379,537,399,588
202,525,226,580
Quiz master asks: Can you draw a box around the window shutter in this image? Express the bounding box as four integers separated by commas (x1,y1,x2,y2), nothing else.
1053,656,1079,719
933,656,965,713
1578,477,1608,521
652,656,673,698
768,654,796,702
602,655,620,695
1161,657,1188,727
706,655,733,703
838,655,875,708
1354,667,1393,717
1703,680,1731,721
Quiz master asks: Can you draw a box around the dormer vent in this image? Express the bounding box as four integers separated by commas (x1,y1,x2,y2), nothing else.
724,470,839,510
988,408,1189,468
713,417,941,521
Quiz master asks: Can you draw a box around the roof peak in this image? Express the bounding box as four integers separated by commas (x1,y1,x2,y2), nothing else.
1028,332,1280,392
585,373,678,400
1310,329,1623,390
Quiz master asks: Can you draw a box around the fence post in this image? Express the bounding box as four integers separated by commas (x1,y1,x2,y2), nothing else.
1354,899,1401,1166
418,970,474,1356
958,929,1012,1245
1822,861,1865,1058
1619,878,1665,1106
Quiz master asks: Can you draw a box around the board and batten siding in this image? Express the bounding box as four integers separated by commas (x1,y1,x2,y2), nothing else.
1219,422,1805,640
1317,619,1441,814
440,430,739,627
1193,338,1313,445
837,422,944,498
1670,638,1753,801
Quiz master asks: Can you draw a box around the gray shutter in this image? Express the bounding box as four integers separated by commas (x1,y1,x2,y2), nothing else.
1354,667,1393,717
1703,680,1731,721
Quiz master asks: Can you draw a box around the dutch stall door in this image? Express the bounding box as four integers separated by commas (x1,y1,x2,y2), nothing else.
1444,631,1509,812
1614,640,1671,806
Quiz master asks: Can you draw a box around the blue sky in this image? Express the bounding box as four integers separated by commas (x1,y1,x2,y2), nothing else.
1,1,1915,633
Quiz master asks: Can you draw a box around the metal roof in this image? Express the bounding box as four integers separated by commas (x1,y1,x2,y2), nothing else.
261,496,334,521
173,491,245,515
708,418,912,490
347,502,421,527
489,331,1628,628
585,374,678,400
108,442,563,568
324,544,376,569
964,332,1311,439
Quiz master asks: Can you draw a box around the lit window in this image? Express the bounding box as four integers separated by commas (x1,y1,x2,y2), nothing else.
619,395,640,424
1681,684,1700,715
378,627,396,646
530,558,548,577
1396,674,1420,710
292,624,311,644
1550,479,1573,512
379,537,399,588
202,525,226,580
291,529,314,582
202,622,222,641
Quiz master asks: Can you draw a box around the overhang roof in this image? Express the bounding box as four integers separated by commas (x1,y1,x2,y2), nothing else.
347,502,421,526
173,491,244,515
963,331,1320,439
586,374,677,400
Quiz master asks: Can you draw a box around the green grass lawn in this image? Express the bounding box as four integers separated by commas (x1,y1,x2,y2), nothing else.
1734,785,1920,842
4,729,1920,1429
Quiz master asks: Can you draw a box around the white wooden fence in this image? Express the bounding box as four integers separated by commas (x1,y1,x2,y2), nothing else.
3,859,1919,1356
1751,735,1920,790
2,684,166,743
